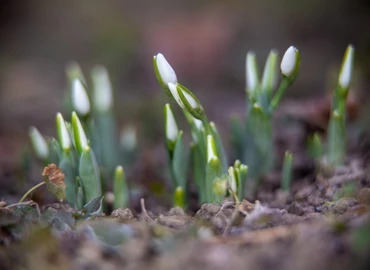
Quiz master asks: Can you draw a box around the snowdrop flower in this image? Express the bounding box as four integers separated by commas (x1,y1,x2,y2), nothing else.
338,45,355,89
29,127,49,160
72,79,90,116
164,104,179,142
91,65,113,112
168,83,185,108
56,113,71,151
280,46,299,77
155,53,178,85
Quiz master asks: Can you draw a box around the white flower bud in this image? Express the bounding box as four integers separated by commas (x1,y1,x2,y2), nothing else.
72,79,90,116
29,127,49,160
155,53,178,85
56,113,71,151
338,45,355,89
164,104,179,142
168,83,185,108
281,46,298,77
207,135,218,163
72,112,88,152
228,167,237,193
91,65,113,112
182,90,198,109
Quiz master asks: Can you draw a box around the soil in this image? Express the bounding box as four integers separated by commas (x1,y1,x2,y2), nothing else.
1,99,370,270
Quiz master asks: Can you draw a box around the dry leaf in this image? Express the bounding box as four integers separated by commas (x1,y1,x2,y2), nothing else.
42,164,66,201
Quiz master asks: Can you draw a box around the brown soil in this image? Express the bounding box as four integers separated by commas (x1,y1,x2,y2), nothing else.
1,100,370,270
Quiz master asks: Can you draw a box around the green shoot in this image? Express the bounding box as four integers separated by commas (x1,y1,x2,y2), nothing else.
281,151,293,192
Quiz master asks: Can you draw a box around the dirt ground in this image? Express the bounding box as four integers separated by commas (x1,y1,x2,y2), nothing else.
1,98,370,270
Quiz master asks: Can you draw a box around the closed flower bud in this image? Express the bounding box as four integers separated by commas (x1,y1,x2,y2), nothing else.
155,53,178,86
164,104,179,142
338,45,355,90
91,65,113,112
72,79,90,116
280,46,299,77
71,111,88,153
29,127,49,160
56,113,71,151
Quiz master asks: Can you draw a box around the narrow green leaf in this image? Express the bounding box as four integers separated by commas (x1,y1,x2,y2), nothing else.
83,196,104,217
173,186,185,209
59,152,77,207
113,165,129,209
327,110,346,166
79,147,102,203
172,132,187,189
209,122,227,172
281,151,293,191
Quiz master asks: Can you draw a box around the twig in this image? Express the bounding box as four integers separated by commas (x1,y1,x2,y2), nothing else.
19,182,45,203
222,203,241,237
6,200,41,218
140,198,154,222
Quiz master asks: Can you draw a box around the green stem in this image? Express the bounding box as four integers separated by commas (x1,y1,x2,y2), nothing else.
202,116,212,135
19,182,45,203
269,78,290,113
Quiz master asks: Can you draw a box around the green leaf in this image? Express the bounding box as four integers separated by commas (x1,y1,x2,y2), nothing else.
59,152,77,207
79,147,102,203
244,103,273,180
190,142,206,203
113,165,129,209
48,138,62,164
209,122,227,172
205,156,223,203
172,132,187,189
230,115,245,160
76,185,84,210
173,186,185,209
83,196,104,217
281,151,293,191
327,110,346,166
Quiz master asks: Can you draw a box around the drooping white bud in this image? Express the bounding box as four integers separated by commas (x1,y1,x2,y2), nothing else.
155,53,178,85
181,90,198,109
164,104,179,142
280,46,298,77
168,83,185,108
338,45,355,89
91,65,113,112
72,79,90,116
56,113,71,151
29,127,49,160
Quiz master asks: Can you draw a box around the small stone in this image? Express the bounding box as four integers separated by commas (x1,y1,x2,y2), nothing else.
111,208,135,221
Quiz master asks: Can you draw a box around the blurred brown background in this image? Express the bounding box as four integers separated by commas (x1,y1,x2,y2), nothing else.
0,0,370,171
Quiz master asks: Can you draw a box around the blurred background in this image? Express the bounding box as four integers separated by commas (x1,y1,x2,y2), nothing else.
0,0,370,199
